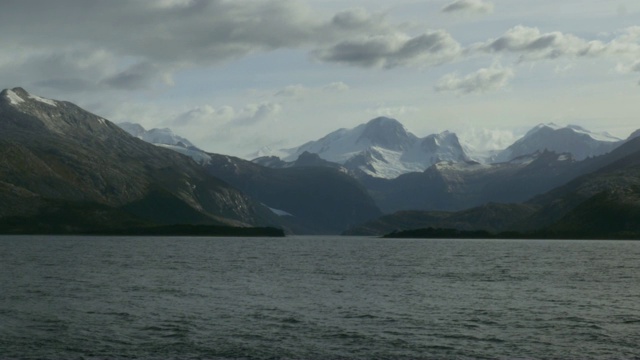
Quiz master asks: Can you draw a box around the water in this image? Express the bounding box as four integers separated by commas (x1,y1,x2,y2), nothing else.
1,236,640,359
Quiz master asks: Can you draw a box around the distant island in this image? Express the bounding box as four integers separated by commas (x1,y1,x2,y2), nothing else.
383,227,640,240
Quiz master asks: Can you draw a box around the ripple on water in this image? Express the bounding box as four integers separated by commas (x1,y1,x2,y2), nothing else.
1,236,640,359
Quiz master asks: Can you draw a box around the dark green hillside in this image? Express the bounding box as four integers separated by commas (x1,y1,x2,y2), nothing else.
0,88,280,234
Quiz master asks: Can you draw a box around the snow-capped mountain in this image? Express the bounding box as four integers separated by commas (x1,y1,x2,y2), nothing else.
492,123,622,163
282,117,470,179
0,87,274,229
118,122,211,164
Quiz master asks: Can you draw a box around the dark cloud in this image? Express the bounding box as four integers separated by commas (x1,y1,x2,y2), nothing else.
473,26,640,60
0,48,114,93
313,30,461,68
101,62,171,90
0,1,457,94
34,78,97,93
0,1,395,66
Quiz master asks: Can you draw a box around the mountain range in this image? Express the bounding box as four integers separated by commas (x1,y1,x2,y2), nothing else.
347,136,640,237
117,123,381,234
118,107,639,237
2,87,639,237
256,117,627,180
276,117,470,179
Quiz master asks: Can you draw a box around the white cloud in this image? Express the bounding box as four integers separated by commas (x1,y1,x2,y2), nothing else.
442,0,494,14
323,81,350,92
435,65,514,94
275,84,308,97
475,25,640,61
367,105,419,118
275,82,350,98
170,102,282,128
459,127,520,152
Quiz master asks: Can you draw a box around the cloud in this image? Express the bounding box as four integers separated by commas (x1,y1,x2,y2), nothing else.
275,84,308,97
170,102,282,128
367,105,419,118
442,0,494,14
616,61,640,74
0,48,116,92
101,62,173,90
459,127,519,152
313,30,462,68
435,65,514,94
474,26,640,61
323,81,350,92
0,1,459,95
0,2,414,68
275,82,350,98
235,102,282,126
619,60,640,85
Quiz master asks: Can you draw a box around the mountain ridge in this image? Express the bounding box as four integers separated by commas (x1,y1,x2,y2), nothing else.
279,116,470,179
492,122,622,163
0,87,279,233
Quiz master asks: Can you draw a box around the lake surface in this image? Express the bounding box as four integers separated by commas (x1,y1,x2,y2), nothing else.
1,236,639,359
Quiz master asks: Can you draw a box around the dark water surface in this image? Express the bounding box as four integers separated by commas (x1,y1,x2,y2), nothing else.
1,236,640,359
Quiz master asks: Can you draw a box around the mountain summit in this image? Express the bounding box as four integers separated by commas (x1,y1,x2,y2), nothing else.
282,117,469,178
118,122,212,165
493,123,622,163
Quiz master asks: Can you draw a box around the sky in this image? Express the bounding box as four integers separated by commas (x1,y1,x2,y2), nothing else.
1,0,639,157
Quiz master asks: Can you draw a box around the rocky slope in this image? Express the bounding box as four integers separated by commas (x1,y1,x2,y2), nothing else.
0,88,276,233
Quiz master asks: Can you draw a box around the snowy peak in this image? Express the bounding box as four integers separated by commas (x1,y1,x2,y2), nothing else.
356,117,416,151
493,123,622,163
0,87,114,136
1,87,58,108
117,122,211,165
282,117,469,179
421,131,459,152
118,122,198,150
525,123,620,143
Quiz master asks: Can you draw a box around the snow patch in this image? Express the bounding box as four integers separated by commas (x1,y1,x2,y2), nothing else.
435,161,492,172
5,89,24,105
268,207,293,217
28,94,57,107
97,118,107,125
567,125,620,142
156,144,212,165
358,147,426,179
